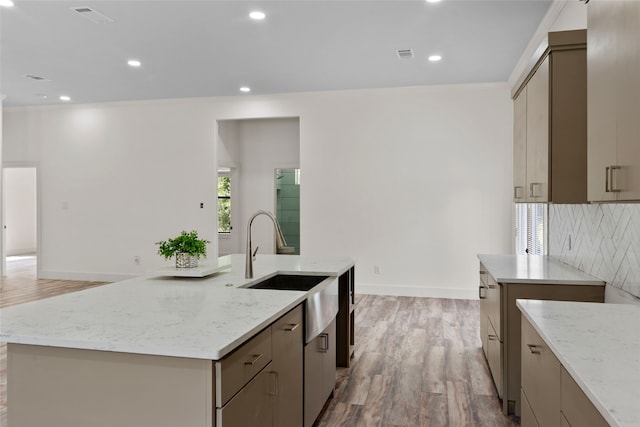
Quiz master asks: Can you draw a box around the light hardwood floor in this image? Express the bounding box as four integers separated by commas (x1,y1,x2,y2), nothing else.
319,295,518,426
0,257,518,426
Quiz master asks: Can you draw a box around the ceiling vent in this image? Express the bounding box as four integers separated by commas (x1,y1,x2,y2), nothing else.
71,6,114,24
396,49,414,59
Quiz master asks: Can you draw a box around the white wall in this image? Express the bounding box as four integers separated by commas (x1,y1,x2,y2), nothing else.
509,1,587,92
3,101,218,280
549,1,587,32
300,85,513,298
3,84,513,297
3,168,37,255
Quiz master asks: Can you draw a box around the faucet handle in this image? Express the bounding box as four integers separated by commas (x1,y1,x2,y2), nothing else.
252,246,259,260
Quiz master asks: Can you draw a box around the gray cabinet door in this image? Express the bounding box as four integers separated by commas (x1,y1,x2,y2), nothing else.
513,88,528,202
216,366,273,427
304,320,337,427
526,56,550,202
272,305,304,427
588,1,640,201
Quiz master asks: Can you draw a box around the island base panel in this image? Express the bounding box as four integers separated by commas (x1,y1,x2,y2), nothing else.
7,343,213,427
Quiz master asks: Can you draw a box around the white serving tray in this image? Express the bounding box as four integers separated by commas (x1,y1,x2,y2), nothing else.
153,259,232,278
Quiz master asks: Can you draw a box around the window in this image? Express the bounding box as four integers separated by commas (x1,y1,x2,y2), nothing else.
515,203,547,255
218,174,231,233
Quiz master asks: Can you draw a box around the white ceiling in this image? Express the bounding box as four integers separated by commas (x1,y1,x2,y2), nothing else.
1,0,552,107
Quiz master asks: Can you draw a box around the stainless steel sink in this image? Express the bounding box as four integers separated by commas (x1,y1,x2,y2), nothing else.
245,274,338,344
246,274,328,291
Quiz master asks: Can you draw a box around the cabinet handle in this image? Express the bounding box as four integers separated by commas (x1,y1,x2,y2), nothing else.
606,166,622,193
269,371,279,396
244,353,264,366
479,286,486,299
284,323,299,332
527,344,541,355
488,284,497,289
488,334,498,341
514,186,524,200
611,165,621,192
529,182,542,198
319,333,329,353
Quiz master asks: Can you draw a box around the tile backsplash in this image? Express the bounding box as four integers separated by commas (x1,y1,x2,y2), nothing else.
549,204,640,302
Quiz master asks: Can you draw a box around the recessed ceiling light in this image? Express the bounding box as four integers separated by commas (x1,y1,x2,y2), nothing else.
428,55,442,62
239,86,251,93
426,0,441,3
249,11,266,20
127,59,142,67
0,0,15,7
59,95,71,101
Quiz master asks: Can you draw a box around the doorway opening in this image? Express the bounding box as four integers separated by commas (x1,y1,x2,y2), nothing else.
2,165,39,279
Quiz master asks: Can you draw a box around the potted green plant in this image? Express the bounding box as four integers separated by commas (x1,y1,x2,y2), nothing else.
156,230,211,268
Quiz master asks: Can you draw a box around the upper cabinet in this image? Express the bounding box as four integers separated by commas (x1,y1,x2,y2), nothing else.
513,30,587,204
588,0,640,201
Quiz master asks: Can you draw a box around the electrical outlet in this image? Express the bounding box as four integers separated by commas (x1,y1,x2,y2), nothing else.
134,256,140,265
374,265,380,274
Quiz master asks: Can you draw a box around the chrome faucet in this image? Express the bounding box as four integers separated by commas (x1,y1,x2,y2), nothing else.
245,210,288,278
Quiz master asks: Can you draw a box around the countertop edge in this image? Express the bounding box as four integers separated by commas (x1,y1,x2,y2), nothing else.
478,254,605,286
1,254,355,361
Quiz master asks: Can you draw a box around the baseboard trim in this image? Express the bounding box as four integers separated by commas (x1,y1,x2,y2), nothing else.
6,248,37,257
38,270,136,283
356,283,478,300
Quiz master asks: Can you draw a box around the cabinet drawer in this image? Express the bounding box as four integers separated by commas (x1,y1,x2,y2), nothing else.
272,304,303,341
487,320,503,398
215,326,272,407
216,364,273,427
521,388,541,427
521,316,561,427
486,275,501,340
560,368,609,427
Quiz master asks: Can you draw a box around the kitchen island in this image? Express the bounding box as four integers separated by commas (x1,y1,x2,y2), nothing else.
0,254,355,427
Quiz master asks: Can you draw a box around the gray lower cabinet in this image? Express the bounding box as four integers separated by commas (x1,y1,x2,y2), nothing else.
521,388,541,427
216,366,273,427
271,304,304,427
216,304,304,427
478,262,604,415
304,319,337,427
560,368,609,427
521,315,610,427
521,315,561,427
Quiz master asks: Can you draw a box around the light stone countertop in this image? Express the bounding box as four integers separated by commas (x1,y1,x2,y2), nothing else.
0,254,354,360
478,254,604,285
518,299,640,427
